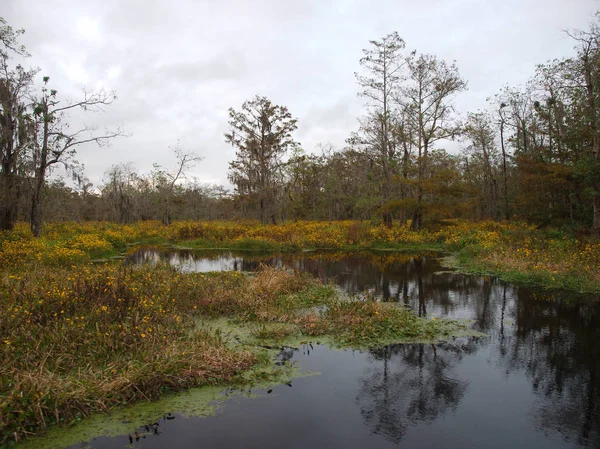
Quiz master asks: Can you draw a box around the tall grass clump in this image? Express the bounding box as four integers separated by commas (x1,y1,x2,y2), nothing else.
0,265,256,444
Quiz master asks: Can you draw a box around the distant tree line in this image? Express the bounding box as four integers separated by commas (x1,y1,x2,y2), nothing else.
2,15,600,233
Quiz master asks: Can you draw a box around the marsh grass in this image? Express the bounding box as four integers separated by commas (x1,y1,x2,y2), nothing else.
0,265,257,444
448,227,600,293
211,267,469,349
2,219,599,444
251,323,299,341
0,263,468,444
2,220,599,292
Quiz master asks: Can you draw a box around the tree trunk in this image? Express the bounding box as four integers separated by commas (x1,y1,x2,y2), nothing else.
594,190,600,236
383,210,393,227
259,197,266,225
30,176,43,237
0,162,17,231
163,195,171,226
410,207,422,231
0,112,17,231
399,140,410,225
31,102,49,237
381,84,393,229
411,136,426,231
499,117,510,220
583,54,599,233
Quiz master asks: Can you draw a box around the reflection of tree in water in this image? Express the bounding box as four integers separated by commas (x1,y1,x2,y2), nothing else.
128,248,600,446
129,249,500,323
275,346,296,365
127,248,165,265
356,341,476,443
497,289,600,447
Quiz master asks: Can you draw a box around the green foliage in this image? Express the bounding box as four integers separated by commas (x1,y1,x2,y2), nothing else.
230,238,283,252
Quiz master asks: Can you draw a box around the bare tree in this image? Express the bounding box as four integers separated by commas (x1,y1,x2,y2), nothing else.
29,77,124,236
498,102,510,220
152,143,202,225
0,17,28,56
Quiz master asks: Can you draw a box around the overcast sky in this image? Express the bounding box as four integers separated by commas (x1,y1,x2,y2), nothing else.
4,0,600,189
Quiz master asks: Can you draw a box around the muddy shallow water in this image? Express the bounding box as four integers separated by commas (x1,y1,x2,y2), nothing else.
65,249,600,448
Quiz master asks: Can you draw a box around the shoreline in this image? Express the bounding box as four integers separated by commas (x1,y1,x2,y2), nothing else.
2,219,598,445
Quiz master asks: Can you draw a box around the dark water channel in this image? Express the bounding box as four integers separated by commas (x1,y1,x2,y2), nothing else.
82,249,600,448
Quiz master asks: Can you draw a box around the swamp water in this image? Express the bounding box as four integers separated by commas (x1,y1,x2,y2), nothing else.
40,250,600,448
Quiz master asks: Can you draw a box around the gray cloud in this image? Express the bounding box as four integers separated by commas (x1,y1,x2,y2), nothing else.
3,0,598,188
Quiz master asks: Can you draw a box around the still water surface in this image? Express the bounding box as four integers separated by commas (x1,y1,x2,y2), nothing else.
82,249,600,448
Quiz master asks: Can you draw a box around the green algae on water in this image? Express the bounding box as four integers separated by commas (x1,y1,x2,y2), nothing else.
14,358,308,449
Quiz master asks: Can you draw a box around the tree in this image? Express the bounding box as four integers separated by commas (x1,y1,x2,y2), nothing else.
402,53,466,229
498,102,510,220
103,162,138,223
190,183,229,221
464,112,500,220
29,77,123,236
0,17,36,231
225,95,298,224
565,22,600,234
487,17,600,230
353,32,407,226
0,17,27,55
151,143,202,225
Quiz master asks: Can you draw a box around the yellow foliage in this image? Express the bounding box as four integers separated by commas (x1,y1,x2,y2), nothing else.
1,219,598,288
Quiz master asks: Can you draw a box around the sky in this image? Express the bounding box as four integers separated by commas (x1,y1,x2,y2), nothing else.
3,0,600,190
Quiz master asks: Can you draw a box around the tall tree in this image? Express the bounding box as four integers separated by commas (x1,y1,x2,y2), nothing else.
464,112,500,220
0,17,36,231
566,22,600,234
103,162,138,223
403,53,466,229
225,95,298,224
497,102,511,220
353,32,407,226
29,78,123,236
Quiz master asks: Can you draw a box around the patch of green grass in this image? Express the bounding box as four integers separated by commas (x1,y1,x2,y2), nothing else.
251,323,300,341
447,249,600,293
294,299,473,349
230,238,286,252
189,268,477,349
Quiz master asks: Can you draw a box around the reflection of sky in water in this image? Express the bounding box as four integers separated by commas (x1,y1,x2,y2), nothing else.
168,254,244,272
118,248,600,449
84,334,599,449
131,250,513,325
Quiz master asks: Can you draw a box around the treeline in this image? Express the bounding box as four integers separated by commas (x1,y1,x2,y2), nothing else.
220,24,600,232
2,16,600,233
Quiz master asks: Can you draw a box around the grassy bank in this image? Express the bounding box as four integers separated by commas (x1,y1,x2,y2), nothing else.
0,262,466,445
2,219,598,292
440,226,600,293
0,265,255,444
1,219,598,444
